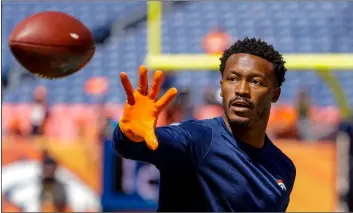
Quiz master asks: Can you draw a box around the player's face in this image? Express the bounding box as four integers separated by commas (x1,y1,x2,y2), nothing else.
220,53,280,128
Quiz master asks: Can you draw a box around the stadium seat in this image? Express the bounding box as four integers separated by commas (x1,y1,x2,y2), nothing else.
2,1,353,136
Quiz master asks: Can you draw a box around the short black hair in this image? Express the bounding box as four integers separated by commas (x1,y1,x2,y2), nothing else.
219,37,287,87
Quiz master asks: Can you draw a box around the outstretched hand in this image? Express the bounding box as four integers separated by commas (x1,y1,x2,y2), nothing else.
119,65,178,150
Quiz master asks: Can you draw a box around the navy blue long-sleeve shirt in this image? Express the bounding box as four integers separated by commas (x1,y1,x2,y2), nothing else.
113,116,296,212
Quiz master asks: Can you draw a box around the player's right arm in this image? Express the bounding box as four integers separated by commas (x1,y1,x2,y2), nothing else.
113,120,206,169
112,65,210,169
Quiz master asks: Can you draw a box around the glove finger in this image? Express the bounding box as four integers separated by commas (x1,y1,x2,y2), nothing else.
120,72,135,105
147,70,163,101
137,65,148,95
145,130,159,151
155,87,178,111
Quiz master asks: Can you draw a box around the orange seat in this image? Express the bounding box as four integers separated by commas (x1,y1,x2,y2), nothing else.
3,103,33,135
194,105,223,120
2,104,13,132
268,105,298,138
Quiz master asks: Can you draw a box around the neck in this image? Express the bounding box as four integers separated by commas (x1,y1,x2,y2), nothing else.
222,115,267,148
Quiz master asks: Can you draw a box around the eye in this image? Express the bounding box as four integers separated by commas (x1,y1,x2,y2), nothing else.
228,76,238,82
251,79,262,85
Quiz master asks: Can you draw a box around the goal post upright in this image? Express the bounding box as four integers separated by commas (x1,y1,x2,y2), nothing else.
145,2,352,119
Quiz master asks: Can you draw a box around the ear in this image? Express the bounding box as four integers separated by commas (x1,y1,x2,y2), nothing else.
220,80,223,97
272,87,281,103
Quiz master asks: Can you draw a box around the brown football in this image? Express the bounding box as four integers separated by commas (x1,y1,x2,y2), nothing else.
9,11,96,79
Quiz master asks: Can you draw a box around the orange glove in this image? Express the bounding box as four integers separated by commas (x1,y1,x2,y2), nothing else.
119,65,178,151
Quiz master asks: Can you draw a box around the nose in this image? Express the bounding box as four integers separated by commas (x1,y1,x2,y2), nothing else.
235,80,250,98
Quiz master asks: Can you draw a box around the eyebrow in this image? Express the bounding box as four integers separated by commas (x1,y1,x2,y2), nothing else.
228,69,266,78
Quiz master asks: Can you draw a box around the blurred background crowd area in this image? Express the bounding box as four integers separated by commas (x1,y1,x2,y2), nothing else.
2,1,353,212
3,1,352,142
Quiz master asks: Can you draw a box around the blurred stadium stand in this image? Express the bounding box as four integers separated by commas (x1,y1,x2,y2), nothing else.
2,1,353,106
2,1,353,212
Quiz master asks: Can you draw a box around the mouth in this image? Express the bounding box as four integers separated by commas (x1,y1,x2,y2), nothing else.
230,101,253,112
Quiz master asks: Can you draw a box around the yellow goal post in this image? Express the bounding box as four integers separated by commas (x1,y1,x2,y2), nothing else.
145,1,353,119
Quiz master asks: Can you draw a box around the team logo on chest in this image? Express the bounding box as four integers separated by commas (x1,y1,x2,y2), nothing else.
277,179,287,191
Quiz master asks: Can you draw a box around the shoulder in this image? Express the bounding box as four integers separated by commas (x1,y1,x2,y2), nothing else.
167,118,214,135
155,119,212,142
271,143,296,173
169,117,215,128
170,117,221,130
168,119,216,165
170,118,219,139
269,143,296,190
